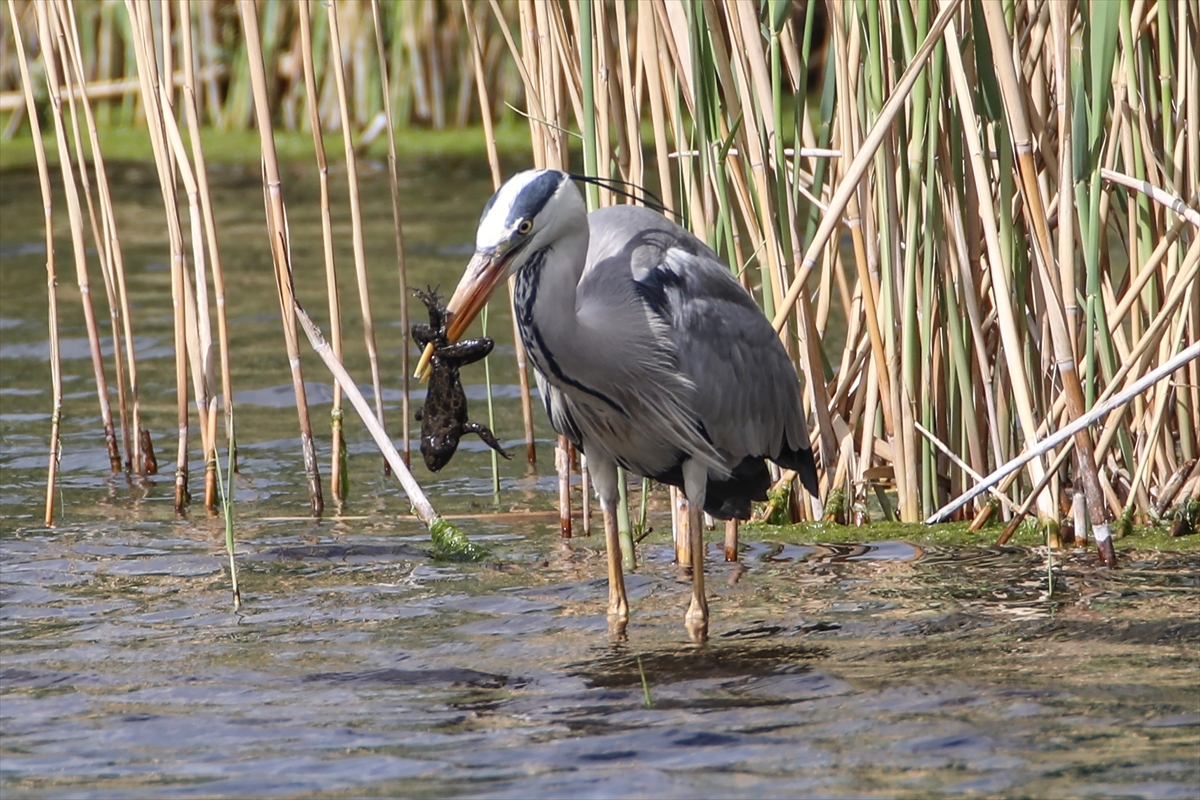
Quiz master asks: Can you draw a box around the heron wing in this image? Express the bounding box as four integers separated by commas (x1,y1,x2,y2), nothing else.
587,206,810,468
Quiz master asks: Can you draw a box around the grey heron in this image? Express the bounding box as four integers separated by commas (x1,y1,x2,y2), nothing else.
429,169,819,641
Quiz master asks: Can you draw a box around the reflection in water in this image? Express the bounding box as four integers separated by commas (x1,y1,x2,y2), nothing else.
2,165,1198,798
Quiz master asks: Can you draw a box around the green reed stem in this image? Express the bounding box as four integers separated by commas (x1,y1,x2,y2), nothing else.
579,0,598,201
482,302,500,500
617,471,634,571
637,656,653,707
214,441,241,611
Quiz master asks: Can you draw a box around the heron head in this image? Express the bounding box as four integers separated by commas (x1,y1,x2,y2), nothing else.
443,169,583,342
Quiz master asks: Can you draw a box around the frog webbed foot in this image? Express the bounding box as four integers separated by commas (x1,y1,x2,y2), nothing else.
463,422,511,460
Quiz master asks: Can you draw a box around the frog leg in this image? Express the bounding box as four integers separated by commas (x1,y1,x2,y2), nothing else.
437,338,494,365
462,421,511,459
412,323,439,348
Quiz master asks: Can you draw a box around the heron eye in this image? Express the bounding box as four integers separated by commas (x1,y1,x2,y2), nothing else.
517,218,533,235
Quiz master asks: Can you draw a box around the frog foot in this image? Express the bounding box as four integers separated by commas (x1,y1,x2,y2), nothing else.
463,421,511,460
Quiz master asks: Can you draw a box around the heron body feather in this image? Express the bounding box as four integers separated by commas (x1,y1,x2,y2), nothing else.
487,173,815,518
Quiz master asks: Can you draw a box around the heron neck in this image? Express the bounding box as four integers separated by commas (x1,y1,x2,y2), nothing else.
514,225,589,370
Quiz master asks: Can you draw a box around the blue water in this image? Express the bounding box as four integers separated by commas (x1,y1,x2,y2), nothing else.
2,163,1198,799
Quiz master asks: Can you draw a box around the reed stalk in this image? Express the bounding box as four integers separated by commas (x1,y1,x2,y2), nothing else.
10,0,62,526
124,0,191,512
297,0,345,506
238,0,323,517
291,297,451,541
462,0,537,466
981,1,1114,562
326,1,387,482
55,0,132,473
369,0,412,470
35,1,122,474
76,5,146,475
179,0,234,486
931,340,1200,524
158,63,221,513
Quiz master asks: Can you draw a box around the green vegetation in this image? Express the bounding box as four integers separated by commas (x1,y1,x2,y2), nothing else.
738,519,1200,552
429,517,489,563
0,124,533,170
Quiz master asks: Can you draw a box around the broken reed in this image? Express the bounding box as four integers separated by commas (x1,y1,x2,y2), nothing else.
494,0,1199,537
0,0,524,134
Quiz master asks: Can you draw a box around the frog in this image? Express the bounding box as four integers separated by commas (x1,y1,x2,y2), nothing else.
411,287,511,472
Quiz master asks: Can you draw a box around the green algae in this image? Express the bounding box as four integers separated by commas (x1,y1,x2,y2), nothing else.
735,518,1200,552
428,517,489,563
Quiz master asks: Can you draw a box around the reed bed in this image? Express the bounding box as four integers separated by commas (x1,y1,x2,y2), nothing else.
1,0,525,133
494,0,1198,555
6,0,1199,566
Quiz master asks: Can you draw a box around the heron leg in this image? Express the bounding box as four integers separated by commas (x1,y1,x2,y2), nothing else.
590,454,628,638
602,502,629,639
682,460,709,643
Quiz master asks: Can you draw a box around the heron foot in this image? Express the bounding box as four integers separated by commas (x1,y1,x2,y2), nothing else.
685,597,708,643
607,612,628,641
607,595,629,621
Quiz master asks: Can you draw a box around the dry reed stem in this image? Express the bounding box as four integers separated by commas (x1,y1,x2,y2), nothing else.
159,73,220,511
941,10,1056,520
54,0,132,473
369,0,412,469
53,0,136,470
326,0,387,479
297,0,345,506
73,2,145,474
9,0,62,525
291,298,440,528
462,0,538,465
179,0,234,483
238,0,323,517
981,1,1113,560
124,0,191,511
35,1,122,474
932,339,1200,525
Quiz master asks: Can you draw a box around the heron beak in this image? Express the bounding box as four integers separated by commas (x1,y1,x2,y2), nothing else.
413,246,512,379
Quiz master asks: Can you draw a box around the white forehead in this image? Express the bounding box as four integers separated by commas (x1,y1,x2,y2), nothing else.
475,169,563,249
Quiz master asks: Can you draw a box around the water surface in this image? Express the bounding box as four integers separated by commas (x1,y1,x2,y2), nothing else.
2,163,1197,798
